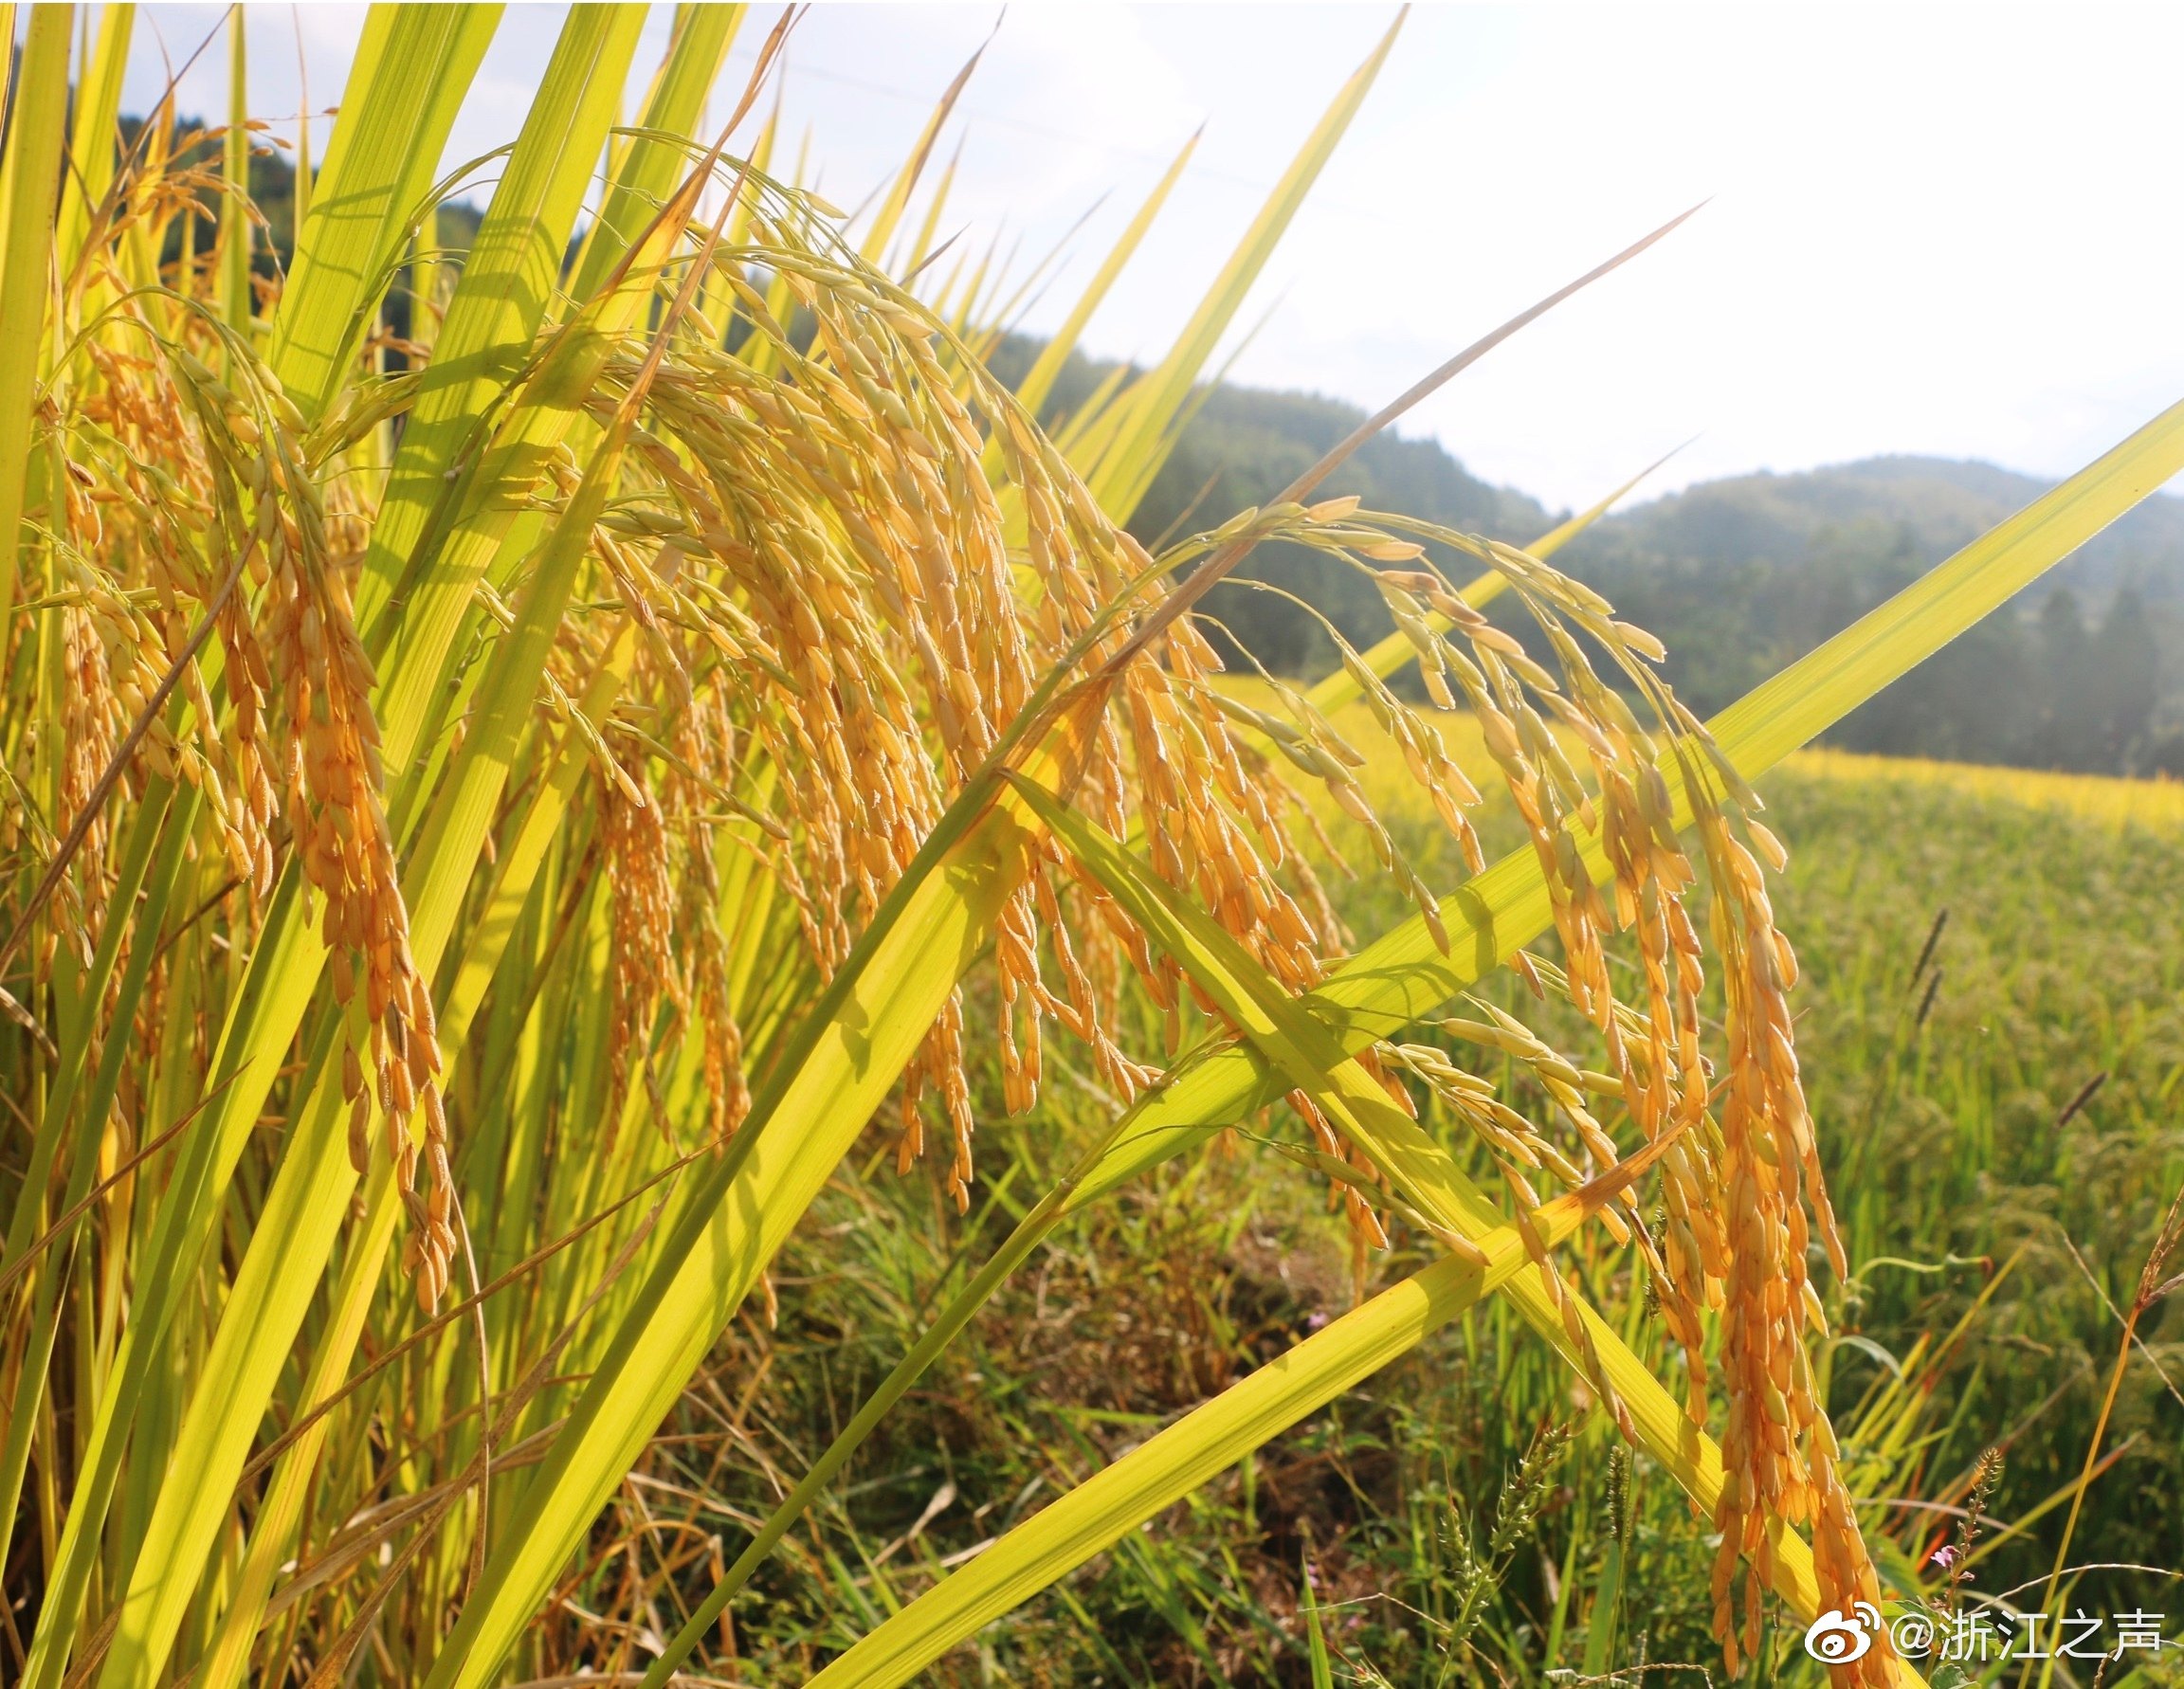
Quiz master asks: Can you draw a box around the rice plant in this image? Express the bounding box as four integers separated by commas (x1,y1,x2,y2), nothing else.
4,8,2182,1687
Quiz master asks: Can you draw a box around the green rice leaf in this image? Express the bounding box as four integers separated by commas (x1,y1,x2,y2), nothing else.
1301,1551,1335,1689
0,3,75,633
55,3,132,269
355,2,646,763
219,9,251,332
566,4,743,304
0,784,191,1593
267,4,500,419
17,871,320,1689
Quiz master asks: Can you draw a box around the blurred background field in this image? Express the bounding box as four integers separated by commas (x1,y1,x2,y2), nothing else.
1787,747,2184,832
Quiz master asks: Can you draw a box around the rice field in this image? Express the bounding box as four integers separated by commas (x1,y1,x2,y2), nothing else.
1790,746,2184,833
1283,682,2184,835
6,9,2184,1689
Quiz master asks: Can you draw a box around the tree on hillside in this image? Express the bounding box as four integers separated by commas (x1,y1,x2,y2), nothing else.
2089,590,2162,768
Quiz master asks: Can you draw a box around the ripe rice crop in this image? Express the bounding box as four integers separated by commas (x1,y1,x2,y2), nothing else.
3,9,2182,1689
1791,744,2184,833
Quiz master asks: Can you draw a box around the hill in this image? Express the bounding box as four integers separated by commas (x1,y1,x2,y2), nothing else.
987,336,1556,672
1577,454,2184,598
991,335,2184,777
1557,458,2184,772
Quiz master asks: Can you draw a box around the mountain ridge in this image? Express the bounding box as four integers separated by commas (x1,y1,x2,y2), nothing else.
1077,351,2184,775
1574,451,2184,601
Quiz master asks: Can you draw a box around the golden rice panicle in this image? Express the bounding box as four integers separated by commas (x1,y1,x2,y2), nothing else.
1685,757,1875,1677
670,691,755,1145
1392,1033,1596,1217
1413,533,1733,1406
95,340,282,905
1489,1151,1631,1436
172,340,458,1309
1345,535,1623,1025
601,771,677,1144
1411,572,1841,1668
1556,631,1873,1674
1349,520,1877,1668
1187,509,1665,1248
1123,640,1325,1002
1409,1004,1634,1252
54,599,122,963
1565,703,1724,1414
657,229,1382,1206
1384,543,1662,1111
1471,531,1873,1664
613,255,976,1198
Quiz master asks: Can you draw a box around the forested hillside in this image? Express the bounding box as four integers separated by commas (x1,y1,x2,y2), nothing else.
992,336,2184,776
1560,458,2184,772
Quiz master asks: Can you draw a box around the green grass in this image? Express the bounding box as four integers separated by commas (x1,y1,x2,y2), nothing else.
1781,773,2184,1590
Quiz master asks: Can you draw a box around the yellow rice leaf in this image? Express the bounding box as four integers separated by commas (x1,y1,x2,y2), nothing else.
0,3,72,634
566,5,744,303
361,17,737,775
862,27,988,268
54,3,131,269
1012,127,1199,427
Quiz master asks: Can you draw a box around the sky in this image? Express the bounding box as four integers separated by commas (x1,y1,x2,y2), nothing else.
97,2,2184,513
